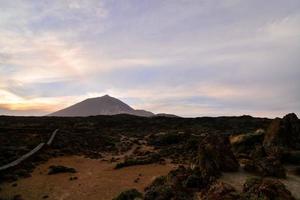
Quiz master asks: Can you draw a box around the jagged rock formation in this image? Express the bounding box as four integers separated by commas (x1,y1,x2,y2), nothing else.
202,181,242,200
144,166,213,200
195,134,240,173
230,129,265,155
264,113,300,150
243,177,295,200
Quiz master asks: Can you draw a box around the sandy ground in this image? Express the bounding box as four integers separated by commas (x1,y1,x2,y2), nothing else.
221,166,300,199
0,156,176,200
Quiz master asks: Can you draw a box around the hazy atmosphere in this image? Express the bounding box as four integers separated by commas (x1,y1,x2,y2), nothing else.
1,0,300,117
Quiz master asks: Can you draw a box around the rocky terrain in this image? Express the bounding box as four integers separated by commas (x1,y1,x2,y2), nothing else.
0,113,299,200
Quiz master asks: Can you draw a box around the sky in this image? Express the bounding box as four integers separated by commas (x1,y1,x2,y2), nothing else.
0,0,300,117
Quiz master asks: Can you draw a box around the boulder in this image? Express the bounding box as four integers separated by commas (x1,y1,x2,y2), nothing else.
144,176,176,200
144,166,208,200
230,129,265,154
194,145,222,180
264,113,300,150
243,177,295,200
283,151,300,164
250,145,267,160
292,167,300,176
242,156,286,178
168,165,212,190
240,159,256,173
203,181,243,200
183,174,203,189
195,134,239,172
255,156,286,178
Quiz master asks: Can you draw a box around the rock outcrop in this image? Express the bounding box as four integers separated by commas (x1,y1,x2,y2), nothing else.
202,181,242,200
230,129,265,155
240,145,286,178
194,134,239,173
264,113,300,150
243,177,295,200
144,165,217,200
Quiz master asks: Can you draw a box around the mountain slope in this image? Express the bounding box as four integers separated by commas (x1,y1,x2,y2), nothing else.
48,95,154,117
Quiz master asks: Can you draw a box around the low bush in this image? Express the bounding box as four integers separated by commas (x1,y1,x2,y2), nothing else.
113,189,143,200
115,153,162,169
48,165,77,175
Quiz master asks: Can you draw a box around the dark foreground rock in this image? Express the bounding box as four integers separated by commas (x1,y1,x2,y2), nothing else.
242,156,286,178
48,165,76,175
283,151,300,164
242,144,286,178
264,113,300,150
194,134,239,173
243,177,295,200
202,181,242,200
144,166,209,200
230,129,265,155
292,167,300,176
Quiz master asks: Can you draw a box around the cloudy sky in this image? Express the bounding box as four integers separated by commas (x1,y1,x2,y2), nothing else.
0,0,299,117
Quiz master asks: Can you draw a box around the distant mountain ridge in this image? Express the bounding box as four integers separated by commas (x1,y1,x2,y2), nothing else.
48,95,156,117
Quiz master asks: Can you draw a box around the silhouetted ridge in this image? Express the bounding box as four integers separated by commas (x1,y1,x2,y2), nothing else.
48,95,154,117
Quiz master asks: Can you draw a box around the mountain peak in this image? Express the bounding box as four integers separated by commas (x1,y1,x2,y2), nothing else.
86,94,111,100
49,95,154,117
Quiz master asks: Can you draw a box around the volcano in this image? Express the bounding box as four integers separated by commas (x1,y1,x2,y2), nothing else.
48,95,154,117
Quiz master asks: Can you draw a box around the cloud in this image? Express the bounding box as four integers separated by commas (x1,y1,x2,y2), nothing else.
0,0,299,117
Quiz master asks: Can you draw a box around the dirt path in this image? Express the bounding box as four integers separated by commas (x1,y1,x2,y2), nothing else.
0,156,176,200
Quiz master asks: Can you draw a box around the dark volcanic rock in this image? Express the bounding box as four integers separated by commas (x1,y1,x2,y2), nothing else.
194,134,239,173
13,195,24,200
283,151,300,164
230,129,265,155
242,155,286,178
144,166,208,200
264,113,300,150
183,174,203,189
194,145,222,180
255,156,286,178
241,158,256,172
292,167,300,176
48,165,77,175
168,165,210,190
144,176,175,200
243,177,295,200
203,181,243,200
249,145,267,160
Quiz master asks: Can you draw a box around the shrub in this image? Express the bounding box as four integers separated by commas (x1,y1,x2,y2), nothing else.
183,174,203,188
148,133,183,146
48,165,77,175
115,153,161,169
113,189,143,200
